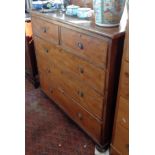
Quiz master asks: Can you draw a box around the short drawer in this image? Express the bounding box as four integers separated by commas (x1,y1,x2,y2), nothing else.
31,17,59,44
116,96,129,129
61,27,108,68
49,64,104,120
47,82,103,143
112,124,129,155
120,61,129,99
35,37,106,95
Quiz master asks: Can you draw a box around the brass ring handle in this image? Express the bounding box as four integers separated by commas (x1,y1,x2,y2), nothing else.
77,42,84,50
77,112,83,120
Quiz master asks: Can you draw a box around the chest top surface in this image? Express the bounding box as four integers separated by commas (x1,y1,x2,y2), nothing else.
30,10,126,39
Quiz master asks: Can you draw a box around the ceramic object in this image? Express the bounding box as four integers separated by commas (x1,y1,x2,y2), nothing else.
32,0,49,10
52,2,62,9
66,5,79,16
32,1,43,10
93,0,126,27
43,2,52,9
77,8,93,19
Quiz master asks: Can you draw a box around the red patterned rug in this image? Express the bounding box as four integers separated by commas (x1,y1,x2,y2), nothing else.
25,79,95,155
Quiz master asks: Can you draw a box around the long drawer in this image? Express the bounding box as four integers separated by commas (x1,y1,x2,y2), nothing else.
31,17,59,44
40,72,103,143
61,27,108,68
34,37,106,95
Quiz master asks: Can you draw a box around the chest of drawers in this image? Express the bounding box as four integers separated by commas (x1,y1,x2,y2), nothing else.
110,21,129,155
31,11,125,151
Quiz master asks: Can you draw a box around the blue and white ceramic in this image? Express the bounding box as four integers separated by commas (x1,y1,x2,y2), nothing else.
77,8,93,19
66,5,79,16
32,1,44,10
93,0,126,27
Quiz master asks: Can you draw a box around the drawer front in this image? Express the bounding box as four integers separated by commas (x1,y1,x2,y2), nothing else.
47,81,102,143
35,37,106,95
113,124,129,155
34,38,51,73
61,27,108,68
31,17,59,44
116,96,129,129
53,47,106,95
34,36,55,61
120,61,129,99
49,63,104,120
36,55,47,72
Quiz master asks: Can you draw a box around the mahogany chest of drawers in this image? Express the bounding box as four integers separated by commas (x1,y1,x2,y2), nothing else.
31,11,125,151
110,21,129,155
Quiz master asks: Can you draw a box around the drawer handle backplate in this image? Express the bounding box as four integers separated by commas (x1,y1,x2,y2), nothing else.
78,91,84,98
79,67,84,74
42,27,47,33
77,42,84,50
44,48,48,53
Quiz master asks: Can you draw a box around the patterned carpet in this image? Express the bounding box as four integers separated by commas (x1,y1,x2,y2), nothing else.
25,79,95,155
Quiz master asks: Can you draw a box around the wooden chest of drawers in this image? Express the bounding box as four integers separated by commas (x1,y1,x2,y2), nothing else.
110,21,129,155
31,11,125,151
